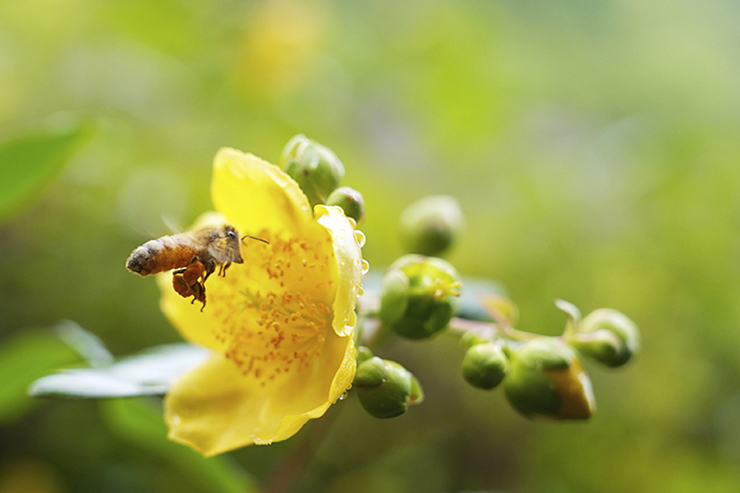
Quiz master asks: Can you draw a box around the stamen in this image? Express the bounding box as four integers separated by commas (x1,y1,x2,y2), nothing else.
206,229,336,386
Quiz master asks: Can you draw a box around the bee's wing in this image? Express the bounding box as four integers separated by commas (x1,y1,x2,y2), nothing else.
162,214,184,235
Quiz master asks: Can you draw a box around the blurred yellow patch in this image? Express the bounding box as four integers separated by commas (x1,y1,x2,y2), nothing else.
234,0,333,100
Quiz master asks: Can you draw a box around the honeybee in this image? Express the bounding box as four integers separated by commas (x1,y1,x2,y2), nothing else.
126,224,267,309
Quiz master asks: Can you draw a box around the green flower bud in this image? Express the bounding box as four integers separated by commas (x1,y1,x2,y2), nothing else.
399,195,464,256
354,357,423,419
356,345,374,365
568,309,640,368
460,330,490,350
408,373,424,405
379,255,461,340
503,337,595,420
462,342,509,390
326,186,365,224
280,134,345,207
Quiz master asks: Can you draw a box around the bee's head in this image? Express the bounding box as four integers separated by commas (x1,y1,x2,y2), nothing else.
222,225,244,264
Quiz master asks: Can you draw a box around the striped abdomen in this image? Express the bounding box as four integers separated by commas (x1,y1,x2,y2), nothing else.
125,234,198,277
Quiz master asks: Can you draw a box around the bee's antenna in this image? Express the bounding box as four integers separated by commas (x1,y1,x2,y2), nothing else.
242,234,270,245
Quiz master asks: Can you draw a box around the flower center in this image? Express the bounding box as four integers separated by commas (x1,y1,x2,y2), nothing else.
207,229,337,386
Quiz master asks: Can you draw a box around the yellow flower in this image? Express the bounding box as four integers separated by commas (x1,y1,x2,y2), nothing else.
157,148,364,456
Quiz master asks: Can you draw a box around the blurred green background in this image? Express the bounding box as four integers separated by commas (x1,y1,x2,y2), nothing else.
2,0,740,491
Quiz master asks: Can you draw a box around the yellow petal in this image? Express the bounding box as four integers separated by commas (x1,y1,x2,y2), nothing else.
211,148,313,237
165,329,356,456
315,205,364,337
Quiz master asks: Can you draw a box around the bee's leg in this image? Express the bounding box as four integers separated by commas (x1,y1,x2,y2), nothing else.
202,259,217,282
188,282,206,308
191,281,207,311
172,261,205,301
186,261,205,283
173,272,194,299
219,262,232,277
181,256,202,282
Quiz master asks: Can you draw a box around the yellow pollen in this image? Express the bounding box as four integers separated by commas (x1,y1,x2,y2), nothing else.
210,229,337,386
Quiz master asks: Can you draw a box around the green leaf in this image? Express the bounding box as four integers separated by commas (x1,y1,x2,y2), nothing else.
456,277,508,322
54,320,114,367
0,113,90,221
101,398,257,493
0,329,83,424
29,343,209,399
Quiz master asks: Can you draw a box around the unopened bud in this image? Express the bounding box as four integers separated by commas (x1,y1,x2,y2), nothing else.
462,342,509,390
356,345,374,365
280,134,345,207
354,357,423,419
569,308,639,368
326,186,365,224
460,330,490,350
504,337,595,420
379,255,461,340
399,195,464,256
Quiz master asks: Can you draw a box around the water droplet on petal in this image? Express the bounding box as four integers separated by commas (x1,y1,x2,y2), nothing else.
353,230,366,248
361,259,370,275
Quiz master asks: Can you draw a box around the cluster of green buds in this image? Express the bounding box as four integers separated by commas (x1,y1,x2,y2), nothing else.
348,196,465,417
353,254,460,418
279,134,365,223
279,135,639,423
458,297,639,420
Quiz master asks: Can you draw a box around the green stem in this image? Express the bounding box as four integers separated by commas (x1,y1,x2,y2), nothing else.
262,405,339,493
447,317,539,342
